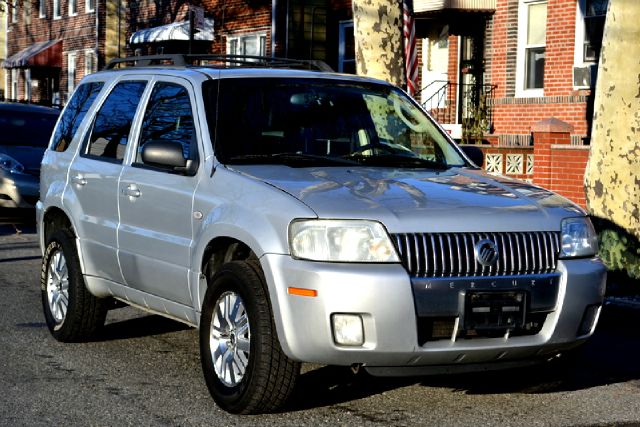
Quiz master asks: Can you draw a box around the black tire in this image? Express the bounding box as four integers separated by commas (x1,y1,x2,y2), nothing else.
200,260,300,414
41,228,108,342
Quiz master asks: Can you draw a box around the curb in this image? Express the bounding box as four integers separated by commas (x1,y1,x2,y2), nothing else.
604,296,640,310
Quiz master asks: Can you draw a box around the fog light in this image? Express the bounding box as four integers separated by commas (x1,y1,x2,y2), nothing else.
331,314,364,346
577,305,601,336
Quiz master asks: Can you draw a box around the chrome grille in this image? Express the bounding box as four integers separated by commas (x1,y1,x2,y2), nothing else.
393,232,560,277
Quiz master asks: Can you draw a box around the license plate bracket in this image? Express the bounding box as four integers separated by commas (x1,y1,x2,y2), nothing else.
464,291,526,333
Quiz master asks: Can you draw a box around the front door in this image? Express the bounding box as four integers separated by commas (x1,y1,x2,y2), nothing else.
117,78,201,306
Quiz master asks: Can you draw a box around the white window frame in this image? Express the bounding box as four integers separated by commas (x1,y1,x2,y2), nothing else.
515,0,547,98
24,0,31,25
53,0,61,19
11,0,18,23
226,32,268,57
39,0,46,18
574,0,608,65
11,69,18,100
338,20,355,73
24,69,31,101
84,49,96,76
67,52,77,95
86,0,95,13
69,0,77,16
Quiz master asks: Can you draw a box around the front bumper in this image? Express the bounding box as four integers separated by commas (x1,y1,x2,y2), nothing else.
260,254,606,368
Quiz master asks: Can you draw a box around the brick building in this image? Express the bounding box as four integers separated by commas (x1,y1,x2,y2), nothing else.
2,0,604,206
127,0,355,72
3,0,126,105
414,0,607,206
1,7,6,99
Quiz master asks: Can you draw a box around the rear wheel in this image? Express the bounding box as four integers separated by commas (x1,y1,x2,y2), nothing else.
41,229,108,342
200,260,299,414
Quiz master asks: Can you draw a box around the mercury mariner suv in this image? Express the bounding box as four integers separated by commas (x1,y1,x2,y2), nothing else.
37,54,606,414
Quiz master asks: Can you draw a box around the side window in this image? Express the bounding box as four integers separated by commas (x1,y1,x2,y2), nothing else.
85,81,147,162
137,82,196,166
51,82,103,152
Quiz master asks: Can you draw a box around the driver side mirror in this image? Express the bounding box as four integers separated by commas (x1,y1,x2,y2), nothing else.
141,140,198,176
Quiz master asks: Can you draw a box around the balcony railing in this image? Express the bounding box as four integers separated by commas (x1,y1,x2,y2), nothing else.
418,81,496,143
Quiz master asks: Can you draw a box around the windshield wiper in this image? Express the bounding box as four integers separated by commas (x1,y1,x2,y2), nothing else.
346,153,450,170
225,153,359,166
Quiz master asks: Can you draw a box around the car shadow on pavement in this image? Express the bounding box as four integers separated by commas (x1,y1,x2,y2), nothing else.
285,305,640,411
284,365,418,413
96,313,191,342
417,304,640,395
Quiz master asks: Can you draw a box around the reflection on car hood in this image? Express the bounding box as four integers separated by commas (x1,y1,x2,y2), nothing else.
230,165,584,233
0,145,46,171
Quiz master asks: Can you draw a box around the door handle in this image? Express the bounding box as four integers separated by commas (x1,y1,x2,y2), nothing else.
123,185,141,198
71,174,87,186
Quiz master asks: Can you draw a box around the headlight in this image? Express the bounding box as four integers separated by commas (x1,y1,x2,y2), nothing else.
0,154,26,174
289,219,400,263
560,217,598,258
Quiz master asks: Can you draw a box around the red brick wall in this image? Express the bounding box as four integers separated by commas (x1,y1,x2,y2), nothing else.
530,121,589,207
548,146,589,207
487,0,593,141
6,0,102,103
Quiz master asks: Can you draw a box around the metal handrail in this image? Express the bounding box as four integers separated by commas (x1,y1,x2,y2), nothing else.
418,81,497,141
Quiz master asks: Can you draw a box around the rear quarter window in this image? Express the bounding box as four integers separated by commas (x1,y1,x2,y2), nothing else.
50,82,104,152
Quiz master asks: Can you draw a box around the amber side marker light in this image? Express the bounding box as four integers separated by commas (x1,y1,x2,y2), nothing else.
287,287,318,297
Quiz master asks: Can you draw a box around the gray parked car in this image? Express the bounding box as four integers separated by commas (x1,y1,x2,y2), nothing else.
0,102,59,209
37,55,606,414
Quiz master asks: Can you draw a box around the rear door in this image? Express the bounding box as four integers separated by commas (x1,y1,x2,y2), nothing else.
117,77,201,305
66,79,148,283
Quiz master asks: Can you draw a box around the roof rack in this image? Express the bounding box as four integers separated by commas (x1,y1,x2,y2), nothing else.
104,54,334,72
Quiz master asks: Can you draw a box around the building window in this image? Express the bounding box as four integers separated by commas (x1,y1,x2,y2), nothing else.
84,50,96,76
68,53,77,96
575,0,608,63
24,0,31,24
24,69,31,101
69,0,77,15
338,21,355,74
53,0,61,19
227,33,267,57
86,0,95,13
11,0,18,23
516,1,547,96
39,0,46,17
11,69,18,100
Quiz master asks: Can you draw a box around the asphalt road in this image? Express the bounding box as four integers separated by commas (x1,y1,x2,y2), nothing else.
1,221,639,426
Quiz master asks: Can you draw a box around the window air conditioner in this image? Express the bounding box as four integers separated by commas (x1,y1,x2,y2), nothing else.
573,64,596,88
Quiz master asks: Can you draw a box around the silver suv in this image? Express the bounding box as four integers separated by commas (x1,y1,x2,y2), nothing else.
37,55,606,414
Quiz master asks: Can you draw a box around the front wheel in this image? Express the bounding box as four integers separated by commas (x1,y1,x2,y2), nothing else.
200,261,299,414
41,228,108,342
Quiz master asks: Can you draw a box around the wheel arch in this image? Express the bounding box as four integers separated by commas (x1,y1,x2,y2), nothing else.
42,206,74,247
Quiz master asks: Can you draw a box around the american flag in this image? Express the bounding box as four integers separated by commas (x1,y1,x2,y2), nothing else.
403,0,418,96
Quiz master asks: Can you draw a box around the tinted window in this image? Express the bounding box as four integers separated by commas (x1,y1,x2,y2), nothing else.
138,82,195,164
0,109,58,147
51,82,103,152
85,81,147,162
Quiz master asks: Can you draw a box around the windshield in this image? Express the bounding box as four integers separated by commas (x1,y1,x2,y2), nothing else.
0,108,59,147
204,78,467,168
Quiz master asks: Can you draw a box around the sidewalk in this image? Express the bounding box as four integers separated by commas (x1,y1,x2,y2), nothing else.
605,295,640,310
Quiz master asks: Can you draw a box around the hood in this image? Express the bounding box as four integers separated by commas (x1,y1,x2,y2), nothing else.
230,165,584,233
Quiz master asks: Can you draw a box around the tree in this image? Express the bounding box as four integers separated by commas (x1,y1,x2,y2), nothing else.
585,0,640,281
352,0,405,87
